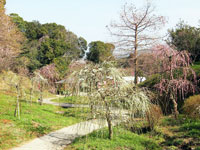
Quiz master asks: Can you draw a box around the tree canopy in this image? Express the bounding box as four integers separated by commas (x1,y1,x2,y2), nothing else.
10,14,87,75
87,41,114,63
168,21,200,62
107,1,166,84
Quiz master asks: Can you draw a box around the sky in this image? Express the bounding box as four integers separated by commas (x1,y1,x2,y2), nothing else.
5,0,200,43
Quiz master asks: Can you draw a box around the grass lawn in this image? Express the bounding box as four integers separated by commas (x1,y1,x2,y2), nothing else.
0,93,88,150
154,115,200,150
52,96,89,104
65,127,161,150
65,115,200,150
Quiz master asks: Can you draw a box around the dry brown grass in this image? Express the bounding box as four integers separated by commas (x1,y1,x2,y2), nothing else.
183,95,200,119
146,104,163,130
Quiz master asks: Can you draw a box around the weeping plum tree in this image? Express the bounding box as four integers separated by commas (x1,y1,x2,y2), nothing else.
153,45,197,117
39,64,59,93
70,62,150,139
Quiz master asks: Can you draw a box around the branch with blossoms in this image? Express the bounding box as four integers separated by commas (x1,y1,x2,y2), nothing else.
152,44,197,117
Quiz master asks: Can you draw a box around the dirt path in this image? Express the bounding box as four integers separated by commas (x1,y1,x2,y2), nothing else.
11,97,108,150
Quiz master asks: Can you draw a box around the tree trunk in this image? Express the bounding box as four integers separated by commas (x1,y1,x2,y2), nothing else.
106,115,112,140
134,57,138,84
40,83,43,105
14,85,20,119
170,93,179,119
90,104,95,119
104,100,113,140
30,88,33,105
134,27,138,85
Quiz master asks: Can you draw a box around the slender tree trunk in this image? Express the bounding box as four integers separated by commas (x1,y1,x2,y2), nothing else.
90,104,95,118
134,27,138,85
106,113,112,140
30,80,34,105
169,56,173,80
14,85,20,119
104,97,113,139
40,83,43,105
30,88,33,105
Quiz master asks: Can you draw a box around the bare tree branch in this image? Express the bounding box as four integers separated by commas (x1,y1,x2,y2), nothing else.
108,1,166,84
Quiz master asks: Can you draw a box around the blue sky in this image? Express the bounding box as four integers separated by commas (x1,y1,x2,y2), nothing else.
5,0,200,43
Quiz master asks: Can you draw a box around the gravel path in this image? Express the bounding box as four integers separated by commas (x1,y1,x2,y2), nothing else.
11,96,108,150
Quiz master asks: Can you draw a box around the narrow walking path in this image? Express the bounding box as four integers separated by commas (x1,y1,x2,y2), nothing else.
12,119,108,150
11,97,108,150
43,96,89,108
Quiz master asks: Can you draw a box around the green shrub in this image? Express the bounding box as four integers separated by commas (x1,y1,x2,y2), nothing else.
183,95,200,119
139,74,161,88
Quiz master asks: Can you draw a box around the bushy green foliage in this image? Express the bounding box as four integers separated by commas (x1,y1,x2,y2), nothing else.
87,41,114,63
53,56,71,77
139,74,161,88
25,21,47,40
38,38,70,65
9,13,26,33
168,21,200,62
10,14,87,75
183,95,200,119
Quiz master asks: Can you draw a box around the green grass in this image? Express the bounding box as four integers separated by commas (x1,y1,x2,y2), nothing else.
151,115,200,149
179,120,200,139
161,115,200,140
192,61,200,75
52,96,89,104
1,89,200,150
64,115,200,150
0,93,88,150
65,127,161,150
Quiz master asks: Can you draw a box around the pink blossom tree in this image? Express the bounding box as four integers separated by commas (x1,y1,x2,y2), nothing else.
39,64,59,93
153,44,197,118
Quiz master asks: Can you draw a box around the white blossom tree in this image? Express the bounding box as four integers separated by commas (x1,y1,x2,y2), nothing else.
70,62,150,139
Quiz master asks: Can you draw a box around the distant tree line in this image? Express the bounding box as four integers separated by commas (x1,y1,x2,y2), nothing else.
6,13,114,77
10,13,87,75
168,20,200,62
1,2,115,95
